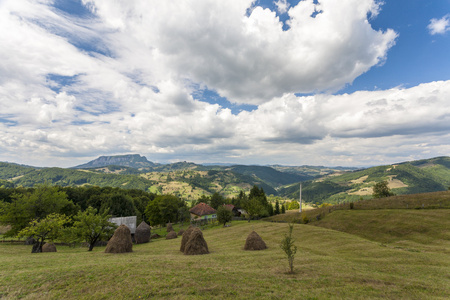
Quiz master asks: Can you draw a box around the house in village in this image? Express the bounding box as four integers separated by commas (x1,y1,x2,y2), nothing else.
223,204,241,217
189,202,217,221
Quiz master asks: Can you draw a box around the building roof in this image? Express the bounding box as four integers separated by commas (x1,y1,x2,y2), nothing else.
223,204,235,211
189,202,216,216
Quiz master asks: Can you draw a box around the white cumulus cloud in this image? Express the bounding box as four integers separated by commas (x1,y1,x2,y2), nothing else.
428,14,450,35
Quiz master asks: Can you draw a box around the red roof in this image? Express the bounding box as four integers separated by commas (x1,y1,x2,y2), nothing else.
223,204,235,211
189,202,216,216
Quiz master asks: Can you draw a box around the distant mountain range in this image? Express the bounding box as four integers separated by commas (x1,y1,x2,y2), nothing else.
1,155,449,203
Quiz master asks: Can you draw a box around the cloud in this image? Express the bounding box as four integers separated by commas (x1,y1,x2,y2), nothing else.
274,0,290,14
79,0,397,105
428,14,450,35
0,0,447,168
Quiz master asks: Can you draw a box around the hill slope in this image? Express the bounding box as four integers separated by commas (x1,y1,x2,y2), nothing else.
1,219,448,299
278,156,450,204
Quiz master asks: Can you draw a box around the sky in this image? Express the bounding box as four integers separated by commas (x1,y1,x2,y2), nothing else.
0,0,449,168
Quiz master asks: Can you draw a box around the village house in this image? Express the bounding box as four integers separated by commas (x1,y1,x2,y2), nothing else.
189,202,217,221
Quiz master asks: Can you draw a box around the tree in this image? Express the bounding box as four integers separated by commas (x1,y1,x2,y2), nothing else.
18,213,69,253
209,192,224,210
144,197,163,226
67,207,117,251
0,184,73,236
373,181,395,198
275,200,281,215
242,186,270,221
242,196,265,221
232,191,247,208
217,206,233,227
281,203,286,214
280,223,297,273
288,201,300,210
100,193,136,217
144,195,186,226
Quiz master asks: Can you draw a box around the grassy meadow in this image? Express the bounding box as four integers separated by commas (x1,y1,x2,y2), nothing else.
1,213,449,299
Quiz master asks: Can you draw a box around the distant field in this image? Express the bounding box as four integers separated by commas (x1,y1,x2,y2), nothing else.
1,218,449,299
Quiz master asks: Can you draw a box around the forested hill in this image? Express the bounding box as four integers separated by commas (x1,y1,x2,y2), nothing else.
3,155,447,202
278,156,450,204
0,156,351,199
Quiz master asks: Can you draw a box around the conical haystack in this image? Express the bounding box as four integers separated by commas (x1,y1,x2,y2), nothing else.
244,231,267,250
42,243,57,252
180,225,195,252
166,223,174,232
166,230,178,239
105,224,133,253
177,228,185,236
135,221,151,244
184,227,209,255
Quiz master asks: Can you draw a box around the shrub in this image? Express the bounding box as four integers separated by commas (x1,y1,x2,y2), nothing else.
301,214,309,224
280,223,297,273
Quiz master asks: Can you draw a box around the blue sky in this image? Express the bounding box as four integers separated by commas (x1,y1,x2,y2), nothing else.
0,0,449,167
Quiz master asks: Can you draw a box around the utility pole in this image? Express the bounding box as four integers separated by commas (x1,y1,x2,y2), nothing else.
299,183,302,213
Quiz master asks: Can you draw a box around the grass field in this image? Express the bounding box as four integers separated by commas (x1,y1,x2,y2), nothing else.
1,216,449,299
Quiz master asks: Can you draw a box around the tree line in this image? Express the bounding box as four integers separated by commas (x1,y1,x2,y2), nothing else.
0,184,291,251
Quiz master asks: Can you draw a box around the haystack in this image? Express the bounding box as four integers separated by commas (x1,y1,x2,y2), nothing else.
135,221,151,244
177,228,185,236
166,223,174,232
42,243,57,252
180,225,195,252
166,230,178,240
151,233,161,239
105,224,133,253
244,231,267,250
184,227,209,255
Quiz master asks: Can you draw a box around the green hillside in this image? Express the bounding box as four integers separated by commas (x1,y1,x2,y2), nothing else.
1,217,448,299
278,156,450,204
0,164,277,199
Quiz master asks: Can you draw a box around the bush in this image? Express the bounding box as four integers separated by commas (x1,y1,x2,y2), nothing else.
301,214,309,224
280,223,297,273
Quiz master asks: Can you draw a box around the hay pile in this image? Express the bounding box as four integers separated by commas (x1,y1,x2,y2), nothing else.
180,226,195,252
166,223,174,232
184,227,209,255
244,231,267,250
166,231,178,239
177,228,185,236
151,233,161,239
42,243,57,252
105,224,133,253
135,221,151,244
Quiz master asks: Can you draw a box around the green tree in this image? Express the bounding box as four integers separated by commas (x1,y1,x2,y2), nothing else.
232,190,247,208
242,196,265,221
158,195,182,224
281,203,286,214
18,213,70,253
144,195,186,226
144,197,163,226
209,192,224,210
275,200,280,215
288,201,300,210
67,207,117,251
100,193,136,217
0,184,73,236
280,223,297,273
217,205,233,227
242,186,270,220
373,181,395,198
